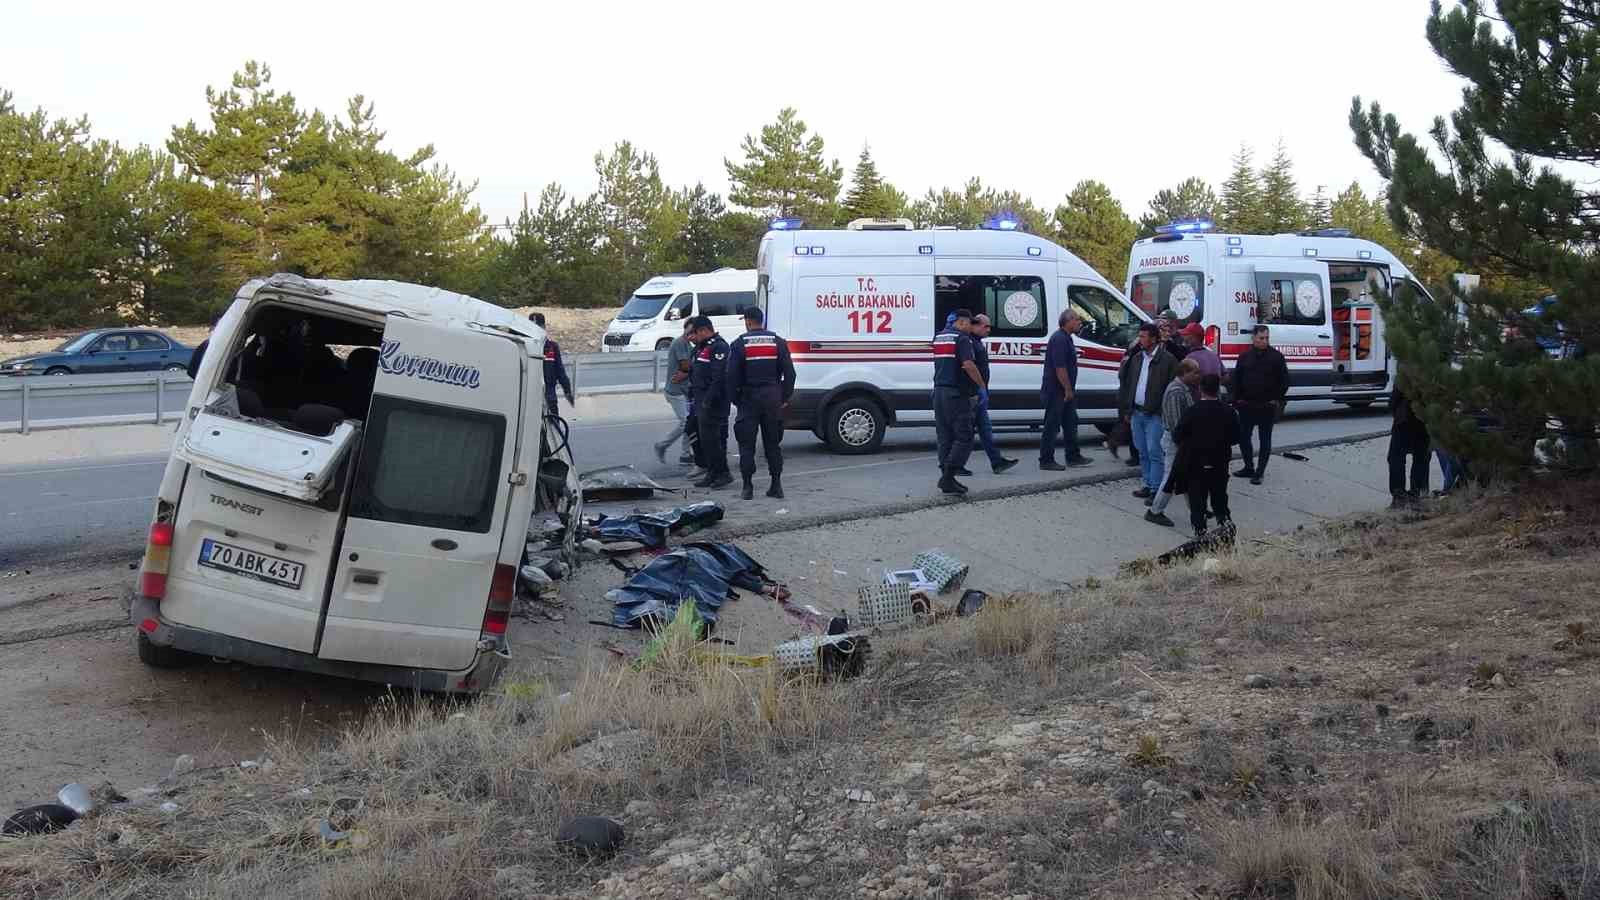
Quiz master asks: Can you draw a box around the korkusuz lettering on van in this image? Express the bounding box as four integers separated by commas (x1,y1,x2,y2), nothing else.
378,340,482,389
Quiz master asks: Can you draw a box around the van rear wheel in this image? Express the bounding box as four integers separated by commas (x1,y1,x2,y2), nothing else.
824,396,886,455
655,339,672,351
137,631,199,669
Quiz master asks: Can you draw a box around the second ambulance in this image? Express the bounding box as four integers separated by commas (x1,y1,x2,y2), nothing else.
1125,222,1430,406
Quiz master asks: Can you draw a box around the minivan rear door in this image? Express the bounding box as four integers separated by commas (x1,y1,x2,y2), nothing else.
316,316,524,672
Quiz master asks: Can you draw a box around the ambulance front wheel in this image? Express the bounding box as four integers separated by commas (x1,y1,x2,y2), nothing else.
824,396,886,455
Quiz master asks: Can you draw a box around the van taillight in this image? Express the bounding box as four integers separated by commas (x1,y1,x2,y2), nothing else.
1205,325,1221,352
140,522,175,600
482,564,516,636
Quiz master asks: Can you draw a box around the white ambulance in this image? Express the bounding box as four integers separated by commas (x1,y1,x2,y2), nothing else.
600,268,756,352
757,218,1148,453
132,274,581,693
1124,223,1429,405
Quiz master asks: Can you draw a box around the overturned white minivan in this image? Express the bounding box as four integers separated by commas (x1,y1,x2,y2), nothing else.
132,274,580,693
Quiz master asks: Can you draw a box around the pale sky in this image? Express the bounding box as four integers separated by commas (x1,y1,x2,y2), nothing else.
3,0,1467,228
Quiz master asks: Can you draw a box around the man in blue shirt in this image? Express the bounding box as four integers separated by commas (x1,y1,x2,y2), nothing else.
969,314,1019,474
1040,309,1092,470
933,308,985,495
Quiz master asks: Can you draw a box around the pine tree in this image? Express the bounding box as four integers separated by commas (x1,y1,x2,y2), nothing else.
1217,144,1266,233
724,108,844,225
1137,176,1218,238
0,92,128,330
167,61,306,283
1053,180,1138,286
908,177,1050,233
1259,140,1307,233
1307,184,1333,229
1351,0,1600,472
841,145,905,221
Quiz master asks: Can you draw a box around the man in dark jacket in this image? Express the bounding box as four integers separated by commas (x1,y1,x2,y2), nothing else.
530,313,574,413
1388,374,1431,508
687,316,733,489
1174,373,1241,536
725,307,796,500
1230,325,1289,485
1118,323,1180,501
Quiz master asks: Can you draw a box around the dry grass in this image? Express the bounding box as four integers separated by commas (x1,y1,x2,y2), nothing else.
4,481,1600,899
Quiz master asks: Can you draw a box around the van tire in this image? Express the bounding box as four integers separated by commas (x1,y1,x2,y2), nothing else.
655,339,672,351
137,632,198,669
823,395,886,455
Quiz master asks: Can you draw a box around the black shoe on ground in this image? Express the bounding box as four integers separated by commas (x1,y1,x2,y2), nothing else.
1039,460,1066,471
1125,458,1140,468
955,467,974,477
939,473,969,495
1145,511,1175,527
741,481,754,500
766,477,784,499
693,474,716,487
706,473,734,489
1132,487,1155,499
992,458,1019,473
1233,468,1256,479
653,442,668,464
1250,476,1263,486
1066,456,1093,468
1390,495,1407,510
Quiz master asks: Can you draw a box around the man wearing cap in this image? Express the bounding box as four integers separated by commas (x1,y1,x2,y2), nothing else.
968,314,1019,474
933,308,985,495
1040,309,1092,470
725,307,796,500
1179,322,1223,391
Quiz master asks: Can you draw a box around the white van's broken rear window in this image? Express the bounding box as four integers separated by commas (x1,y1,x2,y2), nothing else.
350,396,505,533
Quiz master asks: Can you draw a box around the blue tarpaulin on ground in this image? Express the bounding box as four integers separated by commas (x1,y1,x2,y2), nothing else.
609,541,768,628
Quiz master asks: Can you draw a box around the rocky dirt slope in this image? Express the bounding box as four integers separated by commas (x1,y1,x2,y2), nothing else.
2,484,1596,899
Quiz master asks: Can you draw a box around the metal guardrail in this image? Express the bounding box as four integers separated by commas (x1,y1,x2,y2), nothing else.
0,351,669,434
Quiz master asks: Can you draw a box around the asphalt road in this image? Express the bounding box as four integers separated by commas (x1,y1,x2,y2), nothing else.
0,353,656,429
0,377,192,428
0,400,1390,569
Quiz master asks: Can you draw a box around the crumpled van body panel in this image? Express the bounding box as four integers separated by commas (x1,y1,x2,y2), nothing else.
135,274,564,692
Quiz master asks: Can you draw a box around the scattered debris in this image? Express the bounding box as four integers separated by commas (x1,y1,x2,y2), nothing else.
1155,521,1238,566
1244,674,1273,690
56,783,92,816
580,465,679,502
912,549,969,593
955,590,989,617
2,804,79,836
1280,451,1310,461
159,802,180,815
844,789,877,803
170,754,195,778
774,632,872,680
556,816,625,856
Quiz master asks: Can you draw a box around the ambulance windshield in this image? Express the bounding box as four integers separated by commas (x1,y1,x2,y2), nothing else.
618,293,672,320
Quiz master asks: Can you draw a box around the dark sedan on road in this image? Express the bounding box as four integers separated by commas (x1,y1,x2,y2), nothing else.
0,329,195,376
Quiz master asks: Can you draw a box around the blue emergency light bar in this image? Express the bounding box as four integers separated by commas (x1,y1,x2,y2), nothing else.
769,217,804,231
980,213,1021,231
1154,218,1214,235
